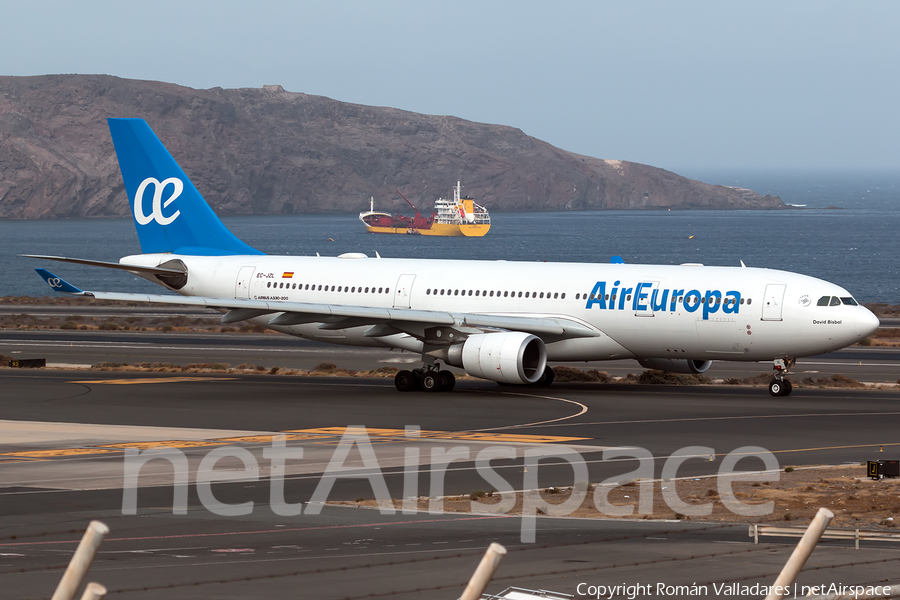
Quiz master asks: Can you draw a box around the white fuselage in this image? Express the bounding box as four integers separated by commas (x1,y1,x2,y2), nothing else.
123,253,879,363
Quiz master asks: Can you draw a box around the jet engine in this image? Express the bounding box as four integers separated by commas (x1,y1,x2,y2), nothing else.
637,358,713,375
445,332,547,384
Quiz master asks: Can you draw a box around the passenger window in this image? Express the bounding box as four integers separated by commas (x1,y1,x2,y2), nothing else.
539,292,544,299
426,289,431,295
475,290,480,296
518,291,522,298
747,299,752,305
554,293,559,299
576,293,580,300
490,291,494,297
841,297,858,306
526,292,530,298
830,296,842,306
503,291,508,297
469,290,473,296
817,296,830,306
561,293,566,299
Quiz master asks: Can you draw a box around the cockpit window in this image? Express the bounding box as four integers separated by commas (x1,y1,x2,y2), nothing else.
817,296,830,306
829,296,842,306
841,297,859,306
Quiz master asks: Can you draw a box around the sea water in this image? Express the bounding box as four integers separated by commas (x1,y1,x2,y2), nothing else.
1,170,898,303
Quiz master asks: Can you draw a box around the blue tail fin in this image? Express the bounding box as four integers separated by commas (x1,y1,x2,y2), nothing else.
35,268,85,294
108,118,264,256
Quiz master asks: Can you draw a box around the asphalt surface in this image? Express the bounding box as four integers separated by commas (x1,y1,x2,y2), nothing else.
1,368,899,599
3,328,900,382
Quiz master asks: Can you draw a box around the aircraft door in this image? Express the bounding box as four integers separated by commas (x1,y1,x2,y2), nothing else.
394,274,416,308
634,281,658,316
235,266,255,299
761,284,786,321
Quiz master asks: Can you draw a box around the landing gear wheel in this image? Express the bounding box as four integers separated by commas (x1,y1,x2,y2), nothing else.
395,370,419,392
768,379,792,397
421,371,442,392
533,366,555,387
439,370,456,391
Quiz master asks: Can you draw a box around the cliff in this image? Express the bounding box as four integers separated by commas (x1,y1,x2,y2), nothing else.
0,75,784,218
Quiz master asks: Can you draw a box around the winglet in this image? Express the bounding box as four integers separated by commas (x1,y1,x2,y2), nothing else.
35,269,87,294
610,255,625,264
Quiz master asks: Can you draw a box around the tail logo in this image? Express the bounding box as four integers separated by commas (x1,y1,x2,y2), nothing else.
134,177,183,226
47,277,62,289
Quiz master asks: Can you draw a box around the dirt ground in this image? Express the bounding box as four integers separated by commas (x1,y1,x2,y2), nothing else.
338,465,900,530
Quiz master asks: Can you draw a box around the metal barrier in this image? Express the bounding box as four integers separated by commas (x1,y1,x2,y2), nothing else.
750,523,900,550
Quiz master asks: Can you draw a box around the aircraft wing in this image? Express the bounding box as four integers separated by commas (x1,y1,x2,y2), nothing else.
34,269,599,342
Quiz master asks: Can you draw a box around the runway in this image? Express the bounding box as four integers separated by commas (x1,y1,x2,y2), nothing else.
4,328,900,382
2,346,899,598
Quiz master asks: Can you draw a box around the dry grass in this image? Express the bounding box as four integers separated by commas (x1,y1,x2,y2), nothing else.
340,465,900,530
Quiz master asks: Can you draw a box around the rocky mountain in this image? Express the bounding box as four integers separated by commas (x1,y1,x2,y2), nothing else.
0,75,784,219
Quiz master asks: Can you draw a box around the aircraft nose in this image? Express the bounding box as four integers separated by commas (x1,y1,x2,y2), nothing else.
856,307,880,339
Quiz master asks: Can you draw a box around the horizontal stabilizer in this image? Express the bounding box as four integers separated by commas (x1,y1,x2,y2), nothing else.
22,254,186,276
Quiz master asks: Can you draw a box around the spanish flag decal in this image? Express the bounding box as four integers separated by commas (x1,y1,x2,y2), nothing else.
282,272,294,279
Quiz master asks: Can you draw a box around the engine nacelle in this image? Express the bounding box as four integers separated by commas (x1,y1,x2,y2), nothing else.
637,358,713,375
446,332,547,384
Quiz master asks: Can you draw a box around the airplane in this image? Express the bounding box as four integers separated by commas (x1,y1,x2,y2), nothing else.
26,119,880,396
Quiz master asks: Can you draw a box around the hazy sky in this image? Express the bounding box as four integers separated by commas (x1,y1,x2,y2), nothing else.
2,1,898,172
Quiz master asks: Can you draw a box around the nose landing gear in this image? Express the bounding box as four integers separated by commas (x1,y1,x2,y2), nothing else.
769,357,795,396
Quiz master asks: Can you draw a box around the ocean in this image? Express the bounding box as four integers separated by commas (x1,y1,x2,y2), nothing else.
2,170,898,303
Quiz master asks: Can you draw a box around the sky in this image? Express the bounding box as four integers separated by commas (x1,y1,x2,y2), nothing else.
2,1,899,173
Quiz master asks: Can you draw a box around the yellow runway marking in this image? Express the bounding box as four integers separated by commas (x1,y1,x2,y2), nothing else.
96,440,226,450
715,441,900,457
0,448,120,458
213,434,325,444
0,426,590,461
288,427,590,444
68,377,237,385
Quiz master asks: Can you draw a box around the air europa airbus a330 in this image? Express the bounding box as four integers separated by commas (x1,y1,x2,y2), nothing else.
27,119,879,396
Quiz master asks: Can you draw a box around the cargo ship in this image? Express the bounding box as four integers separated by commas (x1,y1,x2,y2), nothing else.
358,182,491,237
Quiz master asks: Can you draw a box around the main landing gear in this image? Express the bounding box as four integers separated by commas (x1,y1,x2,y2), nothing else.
768,357,796,397
394,363,456,393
